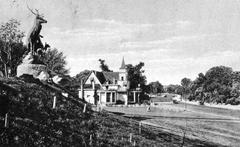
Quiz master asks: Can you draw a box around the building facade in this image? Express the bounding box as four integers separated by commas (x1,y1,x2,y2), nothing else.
79,58,141,105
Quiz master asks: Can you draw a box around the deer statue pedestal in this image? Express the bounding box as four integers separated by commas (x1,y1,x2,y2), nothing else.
17,52,49,81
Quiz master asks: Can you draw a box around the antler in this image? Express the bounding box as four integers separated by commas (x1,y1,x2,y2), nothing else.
35,9,40,15
27,4,37,15
26,0,39,16
35,8,45,18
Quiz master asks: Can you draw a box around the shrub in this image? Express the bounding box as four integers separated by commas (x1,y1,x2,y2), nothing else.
139,93,150,103
216,95,226,104
226,97,240,105
142,100,150,105
188,94,195,101
199,101,204,105
172,99,179,104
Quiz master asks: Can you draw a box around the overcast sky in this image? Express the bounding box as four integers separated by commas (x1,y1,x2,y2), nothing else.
1,0,240,85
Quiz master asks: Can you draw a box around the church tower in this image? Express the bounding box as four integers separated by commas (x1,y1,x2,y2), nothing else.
119,57,128,89
119,57,126,72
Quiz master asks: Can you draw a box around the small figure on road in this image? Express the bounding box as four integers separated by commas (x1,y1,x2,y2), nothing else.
147,105,151,112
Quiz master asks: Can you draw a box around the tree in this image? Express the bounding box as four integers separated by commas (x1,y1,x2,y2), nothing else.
98,59,112,72
9,42,28,76
204,66,233,103
166,84,180,94
75,70,91,83
147,81,164,94
58,75,79,97
42,48,69,76
126,62,146,90
0,19,25,77
181,77,192,100
205,66,232,87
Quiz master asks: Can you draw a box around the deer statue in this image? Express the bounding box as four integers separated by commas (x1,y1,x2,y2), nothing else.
26,5,47,56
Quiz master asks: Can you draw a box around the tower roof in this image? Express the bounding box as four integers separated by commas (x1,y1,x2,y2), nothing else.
119,57,126,69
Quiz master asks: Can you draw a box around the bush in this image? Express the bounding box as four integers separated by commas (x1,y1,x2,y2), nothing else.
188,94,195,101
172,99,179,104
199,101,204,105
218,95,228,104
142,100,150,105
139,93,150,103
226,97,240,105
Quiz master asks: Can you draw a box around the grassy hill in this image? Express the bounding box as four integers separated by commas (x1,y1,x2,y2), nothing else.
0,77,222,146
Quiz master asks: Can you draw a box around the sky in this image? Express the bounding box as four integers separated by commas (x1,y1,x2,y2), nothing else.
1,0,240,85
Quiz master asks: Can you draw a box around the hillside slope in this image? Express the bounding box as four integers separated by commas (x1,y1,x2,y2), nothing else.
0,77,223,146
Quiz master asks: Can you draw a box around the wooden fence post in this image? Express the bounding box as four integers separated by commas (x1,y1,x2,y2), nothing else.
89,134,93,146
139,122,141,134
129,133,132,143
4,113,8,128
53,96,57,109
83,103,87,113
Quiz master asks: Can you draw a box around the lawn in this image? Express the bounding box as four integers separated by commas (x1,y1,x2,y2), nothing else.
104,103,240,147
150,93,176,102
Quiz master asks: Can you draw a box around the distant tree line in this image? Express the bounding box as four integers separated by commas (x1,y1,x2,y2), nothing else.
168,66,240,105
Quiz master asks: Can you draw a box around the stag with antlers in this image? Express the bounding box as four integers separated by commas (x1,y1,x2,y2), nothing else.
26,6,47,56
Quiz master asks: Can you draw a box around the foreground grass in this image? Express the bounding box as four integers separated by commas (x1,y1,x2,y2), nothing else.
0,77,222,146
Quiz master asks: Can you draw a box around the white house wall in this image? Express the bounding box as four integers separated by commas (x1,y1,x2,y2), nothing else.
84,90,95,104
99,92,106,104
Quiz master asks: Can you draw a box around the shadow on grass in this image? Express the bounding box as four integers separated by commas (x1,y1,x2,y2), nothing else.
109,112,154,121
124,114,240,122
109,111,228,147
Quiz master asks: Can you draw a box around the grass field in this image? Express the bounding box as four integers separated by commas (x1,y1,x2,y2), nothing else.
103,103,240,147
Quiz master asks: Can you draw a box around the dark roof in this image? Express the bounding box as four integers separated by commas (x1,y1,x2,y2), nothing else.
102,72,119,84
83,70,120,85
95,71,106,84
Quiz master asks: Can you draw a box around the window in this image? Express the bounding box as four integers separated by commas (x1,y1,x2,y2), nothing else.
115,79,118,84
121,76,124,81
106,93,111,102
112,93,115,102
128,92,134,101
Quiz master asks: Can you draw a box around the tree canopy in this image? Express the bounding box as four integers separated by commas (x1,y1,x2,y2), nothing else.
42,48,69,76
98,59,112,72
0,19,26,77
126,62,146,90
180,77,192,99
74,70,91,84
147,81,164,94
179,66,240,105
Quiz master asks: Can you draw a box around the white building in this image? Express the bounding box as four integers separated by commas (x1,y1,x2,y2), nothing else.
79,58,141,105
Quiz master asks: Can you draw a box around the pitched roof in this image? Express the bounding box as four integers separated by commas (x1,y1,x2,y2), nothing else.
94,71,106,84
119,57,126,69
102,72,119,84
83,71,120,85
